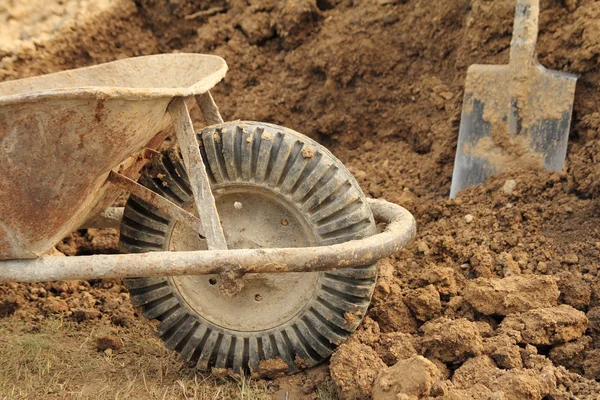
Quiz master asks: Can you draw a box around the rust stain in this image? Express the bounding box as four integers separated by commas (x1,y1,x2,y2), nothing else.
94,98,105,122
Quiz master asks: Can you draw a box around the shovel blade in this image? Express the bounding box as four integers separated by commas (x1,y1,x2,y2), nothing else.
450,63,577,198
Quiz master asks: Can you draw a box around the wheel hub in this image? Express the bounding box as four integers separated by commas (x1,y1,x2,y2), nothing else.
168,186,321,332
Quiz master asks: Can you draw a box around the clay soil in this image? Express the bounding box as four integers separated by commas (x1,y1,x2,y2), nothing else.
2,0,600,398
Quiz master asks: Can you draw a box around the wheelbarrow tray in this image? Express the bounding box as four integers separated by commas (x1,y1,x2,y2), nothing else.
0,54,227,260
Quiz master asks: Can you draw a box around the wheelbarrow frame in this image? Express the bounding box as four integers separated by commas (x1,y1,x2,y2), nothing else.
0,56,416,284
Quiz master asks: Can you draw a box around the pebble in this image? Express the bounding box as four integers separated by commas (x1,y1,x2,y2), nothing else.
464,214,474,223
502,179,517,195
417,241,430,255
564,253,579,264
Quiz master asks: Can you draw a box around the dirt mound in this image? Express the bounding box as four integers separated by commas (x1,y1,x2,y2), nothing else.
0,0,113,55
2,0,600,398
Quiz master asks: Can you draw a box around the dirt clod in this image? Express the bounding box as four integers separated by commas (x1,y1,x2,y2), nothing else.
375,332,418,366
96,335,122,352
257,358,289,379
404,284,441,322
484,334,523,370
549,336,592,374
71,308,102,322
0,296,20,317
463,275,559,316
370,299,418,334
498,305,588,346
372,355,441,400
452,355,557,400
330,339,387,400
556,271,592,310
419,318,483,363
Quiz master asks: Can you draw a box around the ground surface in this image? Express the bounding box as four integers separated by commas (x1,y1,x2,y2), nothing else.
1,0,600,398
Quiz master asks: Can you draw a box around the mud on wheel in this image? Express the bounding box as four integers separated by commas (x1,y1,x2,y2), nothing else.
119,121,377,375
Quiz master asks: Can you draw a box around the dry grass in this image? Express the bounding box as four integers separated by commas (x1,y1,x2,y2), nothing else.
313,380,337,400
0,317,272,399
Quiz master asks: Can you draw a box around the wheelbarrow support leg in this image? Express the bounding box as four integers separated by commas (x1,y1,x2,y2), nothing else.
196,91,224,125
168,97,244,296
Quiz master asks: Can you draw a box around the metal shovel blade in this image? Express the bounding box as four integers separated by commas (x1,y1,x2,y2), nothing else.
450,0,577,198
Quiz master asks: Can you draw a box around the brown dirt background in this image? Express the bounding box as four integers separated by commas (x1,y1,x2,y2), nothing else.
2,0,600,398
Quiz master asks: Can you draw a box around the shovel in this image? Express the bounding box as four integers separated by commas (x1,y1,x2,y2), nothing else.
449,0,577,198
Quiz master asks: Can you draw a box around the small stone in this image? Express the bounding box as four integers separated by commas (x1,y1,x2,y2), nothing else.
301,146,315,158
464,214,474,223
502,179,517,195
234,201,242,210
417,241,430,255
536,261,548,273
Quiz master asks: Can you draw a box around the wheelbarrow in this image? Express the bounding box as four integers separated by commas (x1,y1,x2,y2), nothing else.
0,54,416,375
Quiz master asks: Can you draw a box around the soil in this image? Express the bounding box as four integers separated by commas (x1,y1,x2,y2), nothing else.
2,0,600,398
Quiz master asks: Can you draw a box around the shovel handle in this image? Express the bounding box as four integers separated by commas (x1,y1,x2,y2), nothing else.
509,0,539,73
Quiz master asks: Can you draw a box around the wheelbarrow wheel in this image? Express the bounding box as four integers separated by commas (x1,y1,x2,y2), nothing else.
119,121,377,375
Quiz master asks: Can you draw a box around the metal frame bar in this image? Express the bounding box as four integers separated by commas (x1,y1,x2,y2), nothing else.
107,171,205,237
0,199,416,283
